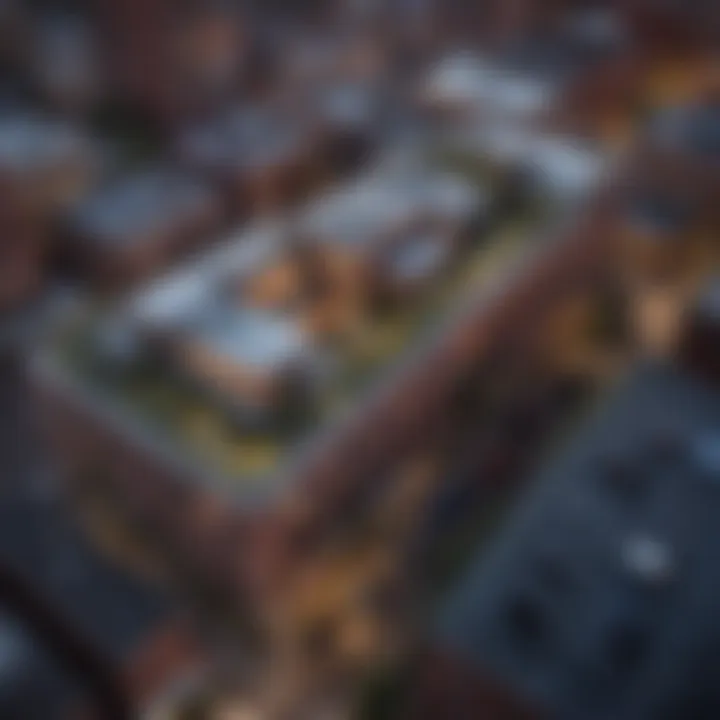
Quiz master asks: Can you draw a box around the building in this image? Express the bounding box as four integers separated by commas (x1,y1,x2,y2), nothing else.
163,305,320,430
619,0,720,53
30,171,609,614
95,0,246,127
679,276,720,384
617,187,700,282
420,6,638,136
417,349,720,719
638,94,720,198
62,167,221,290
0,114,98,309
29,14,104,115
0,492,202,719
179,102,323,216
30,65,615,622
297,164,483,335
0,609,94,720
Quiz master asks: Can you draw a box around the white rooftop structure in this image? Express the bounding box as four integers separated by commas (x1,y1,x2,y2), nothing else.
424,52,556,121
128,218,290,329
192,307,309,371
450,120,604,200
527,137,605,199
301,165,482,248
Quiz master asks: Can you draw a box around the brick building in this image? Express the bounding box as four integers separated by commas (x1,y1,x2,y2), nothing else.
30,180,611,613
95,0,247,127
0,115,98,309
178,102,324,217
420,6,641,137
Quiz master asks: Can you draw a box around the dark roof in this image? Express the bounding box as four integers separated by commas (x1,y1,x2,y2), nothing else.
498,26,615,84
0,495,171,663
0,612,85,720
438,362,720,720
625,192,693,236
685,103,720,158
651,103,720,159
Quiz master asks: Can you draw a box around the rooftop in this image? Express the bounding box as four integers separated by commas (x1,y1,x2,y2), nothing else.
445,122,605,200
190,305,310,371
316,81,383,129
650,101,720,158
694,276,720,321
128,218,289,329
0,611,85,720
0,115,92,173
625,191,694,236
0,494,171,662
301,167,483,249
43,144,555,494
34,15,98,93
425,52,556,119
387,232,452,284
181,104,306,170
438,361,720,719
71,168,215,247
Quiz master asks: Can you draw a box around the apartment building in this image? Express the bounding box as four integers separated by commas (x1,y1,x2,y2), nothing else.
31,136,600,610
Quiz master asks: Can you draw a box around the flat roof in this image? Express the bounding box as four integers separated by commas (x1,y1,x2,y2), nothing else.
437,362,720,718
40,137,571,501
0,115,91,172
625,191,693,235
301,168,482,248
127,218,289,328
190,306,309,371
0,494,171,663
182,104,306,169
71,168,214,247
0,611,85,720
650,101,720,158
387,231,452,282
425,51,558,118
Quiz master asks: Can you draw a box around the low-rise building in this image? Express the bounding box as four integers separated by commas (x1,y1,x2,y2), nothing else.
30,15,104,115
179,103,323,217
95,0,247,127
0,115,98,309
420,7,639,137
63,167,221,290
